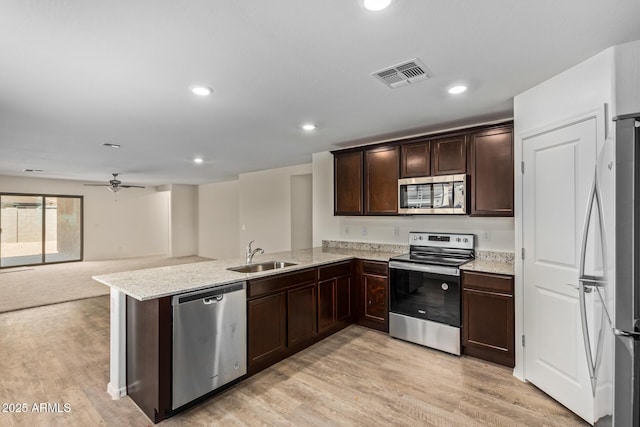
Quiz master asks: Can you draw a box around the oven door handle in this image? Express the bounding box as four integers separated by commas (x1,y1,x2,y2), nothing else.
389,261,460,277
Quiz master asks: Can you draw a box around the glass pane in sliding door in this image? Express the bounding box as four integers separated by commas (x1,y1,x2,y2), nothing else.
44,197,82,263
0,195,44,267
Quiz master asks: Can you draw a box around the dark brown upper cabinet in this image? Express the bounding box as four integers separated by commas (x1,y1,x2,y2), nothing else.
468,125,514,216
431,135,467,175
333,121,512,217
400,139,431,178
334,151,363,215
364,145,399,215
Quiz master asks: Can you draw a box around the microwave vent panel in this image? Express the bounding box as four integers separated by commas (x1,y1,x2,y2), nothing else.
372,58,433,89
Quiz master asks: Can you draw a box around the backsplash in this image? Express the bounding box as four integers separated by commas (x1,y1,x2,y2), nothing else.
323,240,514,264
322,240,408,253
475,250,515,264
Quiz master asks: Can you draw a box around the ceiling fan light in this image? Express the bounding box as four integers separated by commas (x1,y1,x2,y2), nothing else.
108,186,121,193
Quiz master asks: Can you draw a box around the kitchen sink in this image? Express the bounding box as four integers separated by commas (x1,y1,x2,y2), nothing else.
227,261,297,273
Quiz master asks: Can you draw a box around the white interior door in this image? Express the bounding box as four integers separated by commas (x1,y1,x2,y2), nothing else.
522,117,597,423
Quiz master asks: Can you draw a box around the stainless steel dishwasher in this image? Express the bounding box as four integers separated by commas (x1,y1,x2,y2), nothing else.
172,281,247,409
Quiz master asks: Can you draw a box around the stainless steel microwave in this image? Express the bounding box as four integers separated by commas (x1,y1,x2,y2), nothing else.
398,174,467,214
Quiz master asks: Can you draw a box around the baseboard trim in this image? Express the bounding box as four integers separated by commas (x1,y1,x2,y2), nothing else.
107,382,127,400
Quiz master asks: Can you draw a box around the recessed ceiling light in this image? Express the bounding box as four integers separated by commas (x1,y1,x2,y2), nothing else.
363,0,392,11
102,143,121,149
191,86,212,96
448,85,467,94
194,157,204,164
302,123,316,131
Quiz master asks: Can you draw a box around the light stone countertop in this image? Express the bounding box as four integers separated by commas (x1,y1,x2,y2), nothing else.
460,259,514,276
93,247,404,301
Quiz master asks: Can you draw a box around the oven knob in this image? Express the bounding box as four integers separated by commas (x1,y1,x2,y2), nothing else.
464,238,468,243
419,236,423,240
456,237,461,242
441,283,449,291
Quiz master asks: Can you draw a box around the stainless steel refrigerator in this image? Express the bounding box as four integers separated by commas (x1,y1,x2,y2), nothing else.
611,114,640,426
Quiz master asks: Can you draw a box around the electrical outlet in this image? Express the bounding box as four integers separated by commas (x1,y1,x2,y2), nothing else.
344,226,350,236
481,231,491,241
362,226,367,236
393,226,400,237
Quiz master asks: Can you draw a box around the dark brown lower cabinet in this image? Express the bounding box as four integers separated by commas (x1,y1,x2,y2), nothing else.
247,268,316,374
126,296,172,423
335,275,351,322
287,283,317,347
318,279,335,332
247,292,287,369
357,260,389,332
317,261,353,333
462,271,514,367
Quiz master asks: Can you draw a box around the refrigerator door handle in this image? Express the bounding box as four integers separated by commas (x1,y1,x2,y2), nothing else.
567,283,592,293
579,282,597,395
577,166,609,396
613,328,640,340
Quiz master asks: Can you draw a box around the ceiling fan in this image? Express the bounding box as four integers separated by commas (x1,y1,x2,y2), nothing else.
84,173,146,192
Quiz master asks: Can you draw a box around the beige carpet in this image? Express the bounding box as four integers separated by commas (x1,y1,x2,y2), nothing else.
0,255,211,313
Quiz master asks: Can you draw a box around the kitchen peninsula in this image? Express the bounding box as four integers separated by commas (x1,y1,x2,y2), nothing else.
94,244,513,423
94,245,403,422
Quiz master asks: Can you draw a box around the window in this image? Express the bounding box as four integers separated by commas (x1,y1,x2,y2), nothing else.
0,194,83,268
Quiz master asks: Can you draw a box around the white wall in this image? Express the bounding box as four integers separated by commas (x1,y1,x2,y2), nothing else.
238,164,312,256
168,184,198,257
312,152,341,246
513,47,615,380
290,174,312,250
614,40,640,117
312,151,515,251
514,49,615,134
0,175,170,260
198,180,239,259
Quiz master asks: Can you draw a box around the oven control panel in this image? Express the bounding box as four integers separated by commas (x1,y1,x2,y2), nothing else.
408,232,474,250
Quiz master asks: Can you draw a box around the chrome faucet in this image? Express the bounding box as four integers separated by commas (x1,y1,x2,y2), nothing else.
246,240,264,264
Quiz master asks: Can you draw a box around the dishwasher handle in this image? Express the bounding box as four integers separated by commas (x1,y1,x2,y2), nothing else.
174,281,245,305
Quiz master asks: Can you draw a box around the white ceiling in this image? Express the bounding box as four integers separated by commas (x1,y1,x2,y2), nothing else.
1,1,640,186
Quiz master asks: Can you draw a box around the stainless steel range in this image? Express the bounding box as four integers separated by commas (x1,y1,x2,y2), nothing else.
389,232,475,355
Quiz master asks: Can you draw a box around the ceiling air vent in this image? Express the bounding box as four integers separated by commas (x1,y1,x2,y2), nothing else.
372,58,432,89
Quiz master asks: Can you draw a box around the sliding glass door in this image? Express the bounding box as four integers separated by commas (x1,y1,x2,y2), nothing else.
0,194,83,268
0,195,43,267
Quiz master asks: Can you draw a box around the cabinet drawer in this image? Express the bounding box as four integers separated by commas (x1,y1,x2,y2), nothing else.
318,261,352,281
362,261,388,276
248,268,316,299
462,271,513,294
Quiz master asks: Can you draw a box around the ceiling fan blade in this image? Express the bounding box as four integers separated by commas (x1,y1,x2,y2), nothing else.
83,184,108,186
119,185,146,189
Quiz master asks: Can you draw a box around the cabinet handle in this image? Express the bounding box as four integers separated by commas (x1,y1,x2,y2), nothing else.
368,300,372,305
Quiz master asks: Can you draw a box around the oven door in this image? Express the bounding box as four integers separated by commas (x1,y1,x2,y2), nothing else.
389,261,461,327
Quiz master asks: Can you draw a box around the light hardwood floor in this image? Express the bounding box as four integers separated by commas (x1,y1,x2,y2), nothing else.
0,296,587,426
